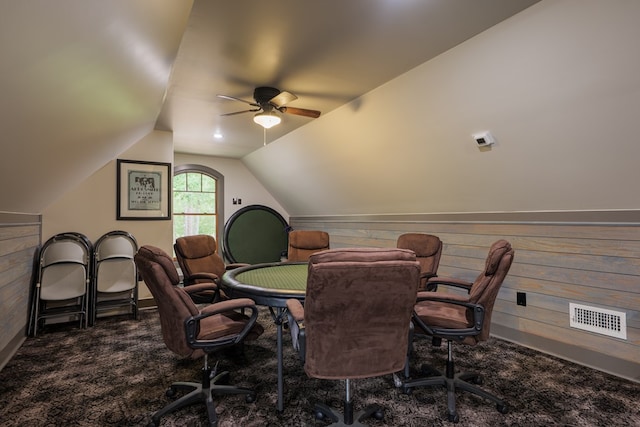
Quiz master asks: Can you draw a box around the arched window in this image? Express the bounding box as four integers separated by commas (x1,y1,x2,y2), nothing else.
173,164,224,246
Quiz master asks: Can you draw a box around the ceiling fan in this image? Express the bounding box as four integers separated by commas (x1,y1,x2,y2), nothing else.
217,87,321,129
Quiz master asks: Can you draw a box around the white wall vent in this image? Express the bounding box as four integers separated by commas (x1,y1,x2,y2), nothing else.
569,303,627,339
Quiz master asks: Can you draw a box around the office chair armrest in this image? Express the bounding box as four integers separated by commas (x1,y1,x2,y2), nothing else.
285,299,306,360
420,272,438,291
412,299,485,339
182,281,221,302
182,282,218,293
424,276,472,293
185,298,259,349
184,272,220,285
286,299,305,322
416,291,469,303
199,297,256,315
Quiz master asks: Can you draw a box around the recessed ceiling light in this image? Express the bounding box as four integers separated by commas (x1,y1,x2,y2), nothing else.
213,131,223,139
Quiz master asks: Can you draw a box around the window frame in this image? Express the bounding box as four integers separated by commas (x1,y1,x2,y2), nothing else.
173,164,225,251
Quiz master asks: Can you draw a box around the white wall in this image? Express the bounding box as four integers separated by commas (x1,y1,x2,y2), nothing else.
174,153,288,222
0,0,192,215
243,1,640,216
42,130,175,300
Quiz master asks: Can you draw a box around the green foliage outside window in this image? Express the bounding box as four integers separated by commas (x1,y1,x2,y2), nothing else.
173,172,218,241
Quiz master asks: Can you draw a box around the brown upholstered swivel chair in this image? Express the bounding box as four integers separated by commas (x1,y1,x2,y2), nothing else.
174,234,247,303
286,230,330,262
396,233,442,291
134,245,263,427
286,248,420,425
400,240,514,423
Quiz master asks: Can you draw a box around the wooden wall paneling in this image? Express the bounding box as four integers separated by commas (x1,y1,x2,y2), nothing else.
0,214,41,371
290,213,640,382
492,311,637,361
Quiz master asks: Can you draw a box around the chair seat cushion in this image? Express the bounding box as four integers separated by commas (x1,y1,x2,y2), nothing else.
414,300,471,330
199,311,264,342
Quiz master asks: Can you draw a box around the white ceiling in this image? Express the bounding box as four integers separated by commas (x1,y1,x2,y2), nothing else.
0,0,539,214
157,0,540,158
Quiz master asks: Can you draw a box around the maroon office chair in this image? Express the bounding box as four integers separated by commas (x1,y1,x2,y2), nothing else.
400,240,514,423
286,230,330,262
286,248,420,425
174,234,247,303
135,245,263,427
396,233,443,291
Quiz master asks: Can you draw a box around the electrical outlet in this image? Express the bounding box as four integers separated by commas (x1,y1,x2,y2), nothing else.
517,292,527,307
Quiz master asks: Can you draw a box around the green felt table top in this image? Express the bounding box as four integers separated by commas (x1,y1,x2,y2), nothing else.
231,263,308,291
221,262,309,307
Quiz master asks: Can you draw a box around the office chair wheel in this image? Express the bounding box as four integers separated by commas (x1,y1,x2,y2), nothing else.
147,419,158,427
448,412,460,423
497,403,509,414
165,387,177,398
373,408,384,420
245,393,256,403
392,373,403,388
470,375,483,385
315,410,325,420
401,385,413,395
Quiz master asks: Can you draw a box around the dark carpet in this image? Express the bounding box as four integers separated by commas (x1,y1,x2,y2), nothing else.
1,308,638,426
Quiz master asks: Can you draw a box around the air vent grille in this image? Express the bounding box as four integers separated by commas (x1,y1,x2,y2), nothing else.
569,303,626,339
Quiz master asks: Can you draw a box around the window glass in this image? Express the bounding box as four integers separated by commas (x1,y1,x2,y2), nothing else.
173,167,223,244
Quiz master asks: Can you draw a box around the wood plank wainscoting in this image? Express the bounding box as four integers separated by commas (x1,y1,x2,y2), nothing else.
0,212,41,371
290,210,640,383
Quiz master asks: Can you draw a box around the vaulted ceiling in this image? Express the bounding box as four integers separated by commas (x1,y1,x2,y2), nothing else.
157,0,541,158
0,0,540,214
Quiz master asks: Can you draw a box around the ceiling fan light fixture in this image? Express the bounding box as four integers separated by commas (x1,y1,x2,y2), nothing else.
253,111,281,129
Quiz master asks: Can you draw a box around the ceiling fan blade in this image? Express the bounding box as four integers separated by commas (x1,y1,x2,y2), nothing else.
220,108,260,116
280,106,321,118
269,90,298,107
217,94,259,107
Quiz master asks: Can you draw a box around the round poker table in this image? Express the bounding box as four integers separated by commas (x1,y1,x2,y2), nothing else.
221,262,307,307
221,261,308,413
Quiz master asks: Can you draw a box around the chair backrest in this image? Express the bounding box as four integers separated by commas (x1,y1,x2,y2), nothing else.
42,240,88,267
468,239,514,342
95,231,137,261
287,230,330,262
95,231,138,293
174,234,226,283
396,233,442,291
39,233,91,300
134,245,203,359
303,248,420,380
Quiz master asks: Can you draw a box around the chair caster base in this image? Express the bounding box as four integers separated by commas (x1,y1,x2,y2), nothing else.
497,403,509,414
313,402,384,426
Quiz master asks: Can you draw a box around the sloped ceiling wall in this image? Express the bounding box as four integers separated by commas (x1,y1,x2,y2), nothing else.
0,0,193,214
243,1,640,217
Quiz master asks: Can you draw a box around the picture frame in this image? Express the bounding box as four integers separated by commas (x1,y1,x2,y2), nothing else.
117,159,171,220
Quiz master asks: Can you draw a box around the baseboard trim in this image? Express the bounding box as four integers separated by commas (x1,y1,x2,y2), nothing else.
491,324,639,384
138,298,157,309
0,328,27,372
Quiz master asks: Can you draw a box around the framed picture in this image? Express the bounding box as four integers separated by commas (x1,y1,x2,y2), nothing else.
117,159,171,220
